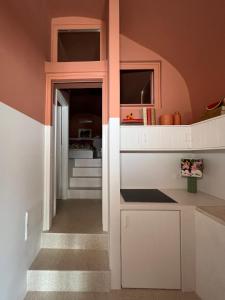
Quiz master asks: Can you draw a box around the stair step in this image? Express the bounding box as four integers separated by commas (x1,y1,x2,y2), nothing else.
74,159,102,168
69,149,93,159
72,176,101,178
70,177,102,188
27,270,110,292
28,249,110,292
68,188,102,199
30,249,109,271
72,167,102,177
41,232,108,250
25,291,201,300
25,291,110,299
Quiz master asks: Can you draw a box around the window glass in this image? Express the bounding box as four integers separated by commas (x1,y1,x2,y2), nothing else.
120,70,153,105
58,30,100,62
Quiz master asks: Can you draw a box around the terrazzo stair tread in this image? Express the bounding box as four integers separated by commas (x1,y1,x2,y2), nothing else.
69,187,102,190
72,167,102,177
27,270,110,292
49,199,103,233
75,166,102,168
67,189,102,200
25,291,201,300
41,232,108,250
74,159,102,168
30,249,109,271
70,177,102,188
72,176,102,178
25,291,109,300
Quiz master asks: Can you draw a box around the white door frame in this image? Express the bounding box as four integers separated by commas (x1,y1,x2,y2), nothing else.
43,89,69,230
43,78,108,232
53,90,69,214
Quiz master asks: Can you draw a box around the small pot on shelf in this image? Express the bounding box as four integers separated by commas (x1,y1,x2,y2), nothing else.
159,114,174,125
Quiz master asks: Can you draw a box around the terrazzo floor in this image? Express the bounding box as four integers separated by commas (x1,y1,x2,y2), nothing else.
27,199,201,300
25,290,201,300
49,199,103,233
30,249,109,271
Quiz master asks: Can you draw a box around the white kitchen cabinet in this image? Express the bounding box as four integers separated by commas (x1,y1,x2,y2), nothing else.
121,115,225,151
195,211,225,300
192,115,225,150
121,210,181,289
120,125,191,151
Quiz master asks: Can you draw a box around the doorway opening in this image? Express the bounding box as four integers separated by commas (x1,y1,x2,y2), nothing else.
51,82,104,233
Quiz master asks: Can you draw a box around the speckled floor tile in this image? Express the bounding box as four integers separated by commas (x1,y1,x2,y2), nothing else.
49,199,103,234
25,290,201,300
30,249,109,271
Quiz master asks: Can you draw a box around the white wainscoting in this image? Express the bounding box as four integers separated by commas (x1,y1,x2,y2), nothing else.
0,103,44,300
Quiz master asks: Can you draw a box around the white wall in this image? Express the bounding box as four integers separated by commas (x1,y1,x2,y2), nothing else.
121,152,191,189
0,103,44,300
197,151,225,200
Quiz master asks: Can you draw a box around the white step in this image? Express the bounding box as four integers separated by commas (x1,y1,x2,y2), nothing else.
74,159,102,168
69,149,93,159
27,249,110,292
73,167,102,177
70,177,102,188
41,232,108,250
27,270,110,292
68,188,102,199
25,292,110,299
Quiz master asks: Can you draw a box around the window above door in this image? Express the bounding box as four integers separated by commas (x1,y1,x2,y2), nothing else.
58,29,100,62
51,17,106,63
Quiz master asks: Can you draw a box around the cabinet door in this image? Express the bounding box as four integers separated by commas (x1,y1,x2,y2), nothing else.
120,126,191,151
192,116,225,150
121,210,181,289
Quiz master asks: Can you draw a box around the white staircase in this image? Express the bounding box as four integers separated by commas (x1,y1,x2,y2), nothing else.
68,159,102,199
26,232,110,295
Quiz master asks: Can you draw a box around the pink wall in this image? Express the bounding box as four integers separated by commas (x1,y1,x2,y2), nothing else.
46,0,106,20
120,0,225,122
0,1,49,124
120,35,192,124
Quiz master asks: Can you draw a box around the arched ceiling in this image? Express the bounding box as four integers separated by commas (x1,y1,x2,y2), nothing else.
120,0,225,120
46,0,225,120
7,0,224,121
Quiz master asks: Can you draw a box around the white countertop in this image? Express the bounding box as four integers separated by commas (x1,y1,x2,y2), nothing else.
120,189,225,224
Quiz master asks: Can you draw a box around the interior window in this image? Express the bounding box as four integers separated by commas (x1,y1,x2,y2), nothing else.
58,30,100,62
120,69,153,105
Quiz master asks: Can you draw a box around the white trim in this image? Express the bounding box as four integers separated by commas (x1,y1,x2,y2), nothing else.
102,124,109,231
109,117,121,289
57,89,69,106
43,90,69,231
56,106,62,199
61,105,69,199
43,125,52,231
53,98,58,216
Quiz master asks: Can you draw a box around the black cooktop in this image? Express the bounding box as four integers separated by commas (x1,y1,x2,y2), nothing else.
121,189,177,203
